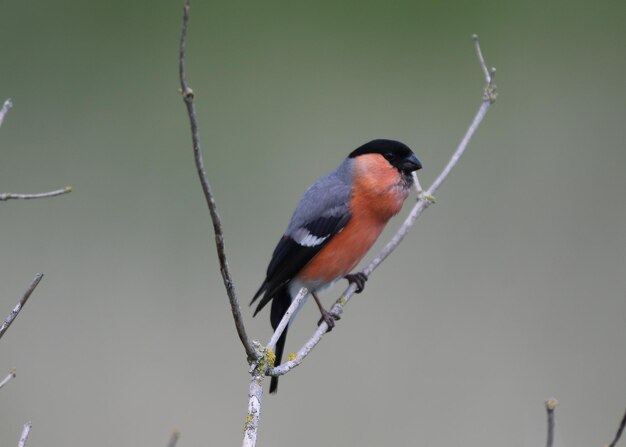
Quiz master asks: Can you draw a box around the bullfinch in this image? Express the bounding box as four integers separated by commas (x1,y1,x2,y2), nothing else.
251,139,422,393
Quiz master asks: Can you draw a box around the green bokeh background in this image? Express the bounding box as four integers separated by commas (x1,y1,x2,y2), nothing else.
1,1,625,446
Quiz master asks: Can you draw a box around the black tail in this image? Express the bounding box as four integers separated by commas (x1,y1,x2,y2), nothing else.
269,287,291,394
270,326,287,393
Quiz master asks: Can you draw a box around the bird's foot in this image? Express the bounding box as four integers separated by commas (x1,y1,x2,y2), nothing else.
345,272,368,293
317,309,341,331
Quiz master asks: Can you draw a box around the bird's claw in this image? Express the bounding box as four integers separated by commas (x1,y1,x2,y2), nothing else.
317,309,340,331
345,272,368,293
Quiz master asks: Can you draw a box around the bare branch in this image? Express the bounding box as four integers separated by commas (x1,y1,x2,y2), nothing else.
0,186,72,202
243,341,266,447
608,407,626,447
545,398,557,447
18,422,32,447
1,99,72,202
266,287,307,353
472,34,491,83
243,292,312,447
0,98,13,128
270,34,497,378
0,370,16,390
177,0,257,360
166,430,181,447
0,274,43,341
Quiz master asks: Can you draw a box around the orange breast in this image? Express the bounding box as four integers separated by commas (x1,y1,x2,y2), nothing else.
297,213,387,284
298,154,409,285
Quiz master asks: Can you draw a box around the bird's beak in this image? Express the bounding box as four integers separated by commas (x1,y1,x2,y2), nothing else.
399,153,422,172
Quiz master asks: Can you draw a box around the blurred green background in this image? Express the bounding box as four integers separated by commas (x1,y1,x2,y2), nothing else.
1,0,625,446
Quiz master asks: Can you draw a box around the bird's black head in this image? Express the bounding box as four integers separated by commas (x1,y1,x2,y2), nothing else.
349,139,422,175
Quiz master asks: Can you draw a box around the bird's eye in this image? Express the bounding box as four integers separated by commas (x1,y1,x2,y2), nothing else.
383,152,395,161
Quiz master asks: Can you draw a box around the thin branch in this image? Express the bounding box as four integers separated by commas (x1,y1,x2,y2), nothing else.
0,370,16,390
473,34,497,103
545,398,557,447
608,407,626,447
18,422,32,447
266,287,307,352
166,430,181,447
177,0,257,361
0,186,72,202
0,274,43,341
412,170,425,195
472,34,491,83
270,34,497,378
1,99,72,201
0,98,13,128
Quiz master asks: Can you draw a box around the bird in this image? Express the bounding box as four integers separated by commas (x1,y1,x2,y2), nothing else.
250,139,422,393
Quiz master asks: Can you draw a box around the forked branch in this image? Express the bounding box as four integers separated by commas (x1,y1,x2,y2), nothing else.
176,2,497,444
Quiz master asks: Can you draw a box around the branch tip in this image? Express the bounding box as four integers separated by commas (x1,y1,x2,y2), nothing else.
0,370,17,390
545,398,558,411
0,187,73,201
0,273,43,340
167,429,181,447
0,98,14,128
18,422,32,447
608,407,626,447
472,33,496,95
545,398,557,447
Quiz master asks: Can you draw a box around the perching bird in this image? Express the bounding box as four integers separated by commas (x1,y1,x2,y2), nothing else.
251,139,422,393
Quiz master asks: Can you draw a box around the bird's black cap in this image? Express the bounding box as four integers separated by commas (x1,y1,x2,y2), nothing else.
349,139,422,172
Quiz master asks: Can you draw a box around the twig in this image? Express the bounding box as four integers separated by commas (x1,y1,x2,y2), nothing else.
167,430,181,447
0,98,12,128
0,186,72,202
473,34,497,104
0,370,17,390
472,34,491,83
266,287,307,352
0,274,43,341
270,34,497,378
608,407,626,447
178,0,257,361
545,398,557,447
0,99,72,202
18,422,32,447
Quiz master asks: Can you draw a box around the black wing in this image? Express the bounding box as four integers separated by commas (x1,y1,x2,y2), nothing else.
251,212,350,316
